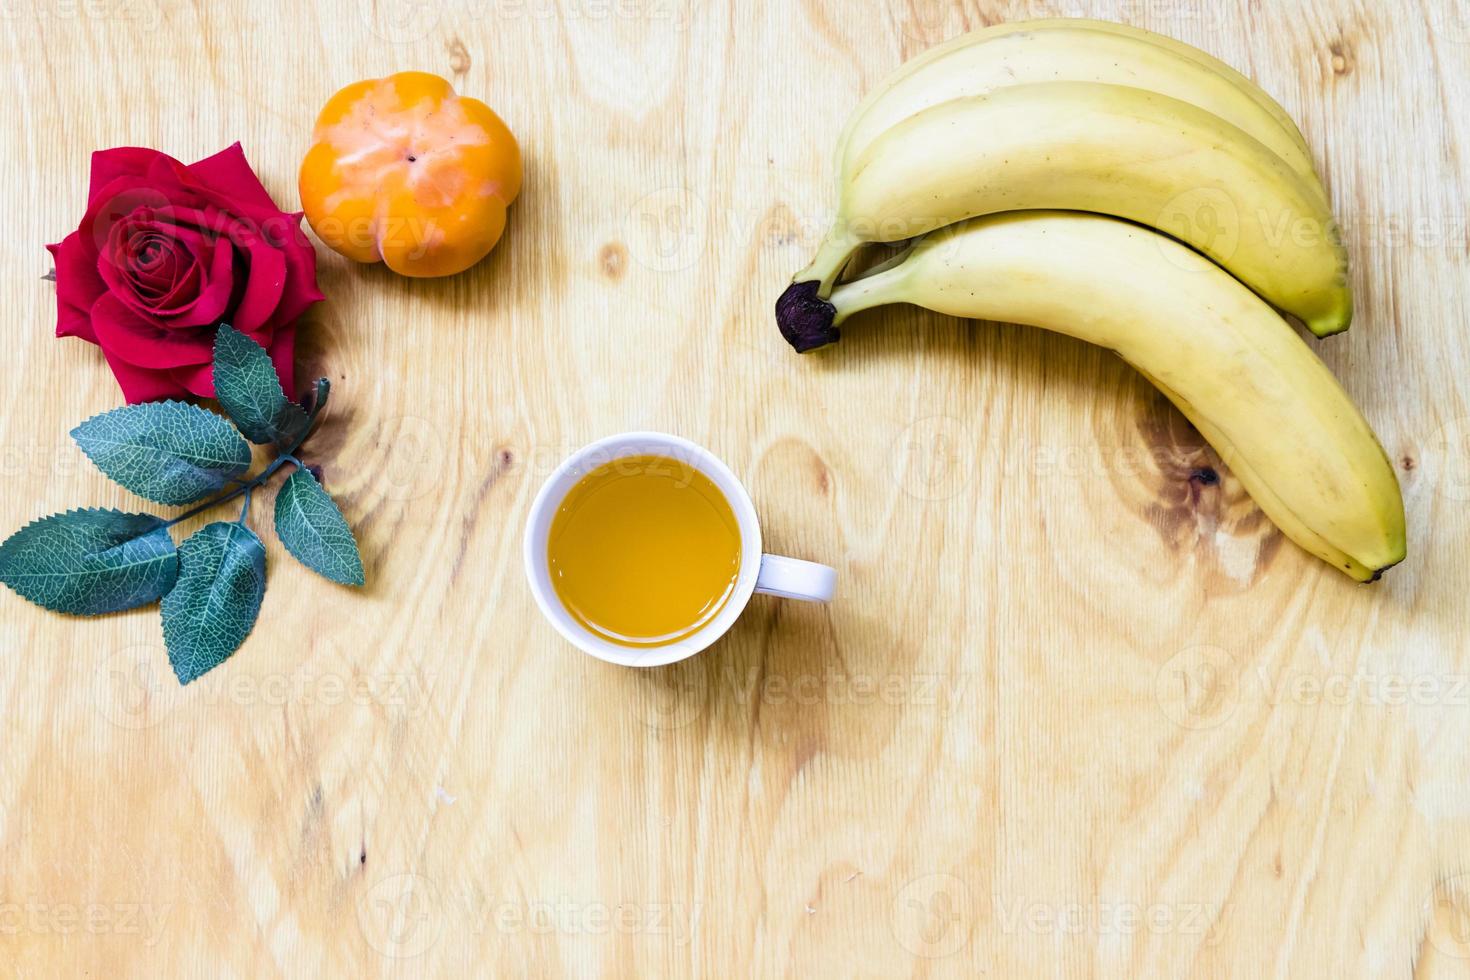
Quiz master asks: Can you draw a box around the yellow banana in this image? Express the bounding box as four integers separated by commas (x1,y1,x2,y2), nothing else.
833,18,1324,208
795,82,1351,337
778,211,1403,581
1080,19,1312,154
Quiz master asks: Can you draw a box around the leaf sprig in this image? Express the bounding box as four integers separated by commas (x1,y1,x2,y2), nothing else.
0,326,363,685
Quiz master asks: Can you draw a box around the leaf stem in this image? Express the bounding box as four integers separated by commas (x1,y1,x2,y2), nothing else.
159,378,325,532
164,454,292,530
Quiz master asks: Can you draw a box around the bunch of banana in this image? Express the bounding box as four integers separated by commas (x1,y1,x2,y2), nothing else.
776,20,1406,581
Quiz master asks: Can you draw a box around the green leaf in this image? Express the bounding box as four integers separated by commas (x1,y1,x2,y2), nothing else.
0,509,177,615
72,401,252,505
274,469,364,586
213,325,310,446
161,521,266,684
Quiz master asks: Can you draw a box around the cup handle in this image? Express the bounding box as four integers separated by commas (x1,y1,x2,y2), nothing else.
754,554,836,602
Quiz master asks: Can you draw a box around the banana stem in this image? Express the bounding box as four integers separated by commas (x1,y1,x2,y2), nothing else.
829,266,906,325
775,263,908,353
792,227,861,297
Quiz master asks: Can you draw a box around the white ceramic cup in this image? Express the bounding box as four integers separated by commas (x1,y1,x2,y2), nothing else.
524,431,837,667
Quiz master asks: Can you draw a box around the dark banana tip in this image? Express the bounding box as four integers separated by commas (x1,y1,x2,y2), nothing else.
1367,555,1405,583
776,281,840,353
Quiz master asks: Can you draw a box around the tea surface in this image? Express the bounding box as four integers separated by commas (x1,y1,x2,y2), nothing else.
547,454,741,647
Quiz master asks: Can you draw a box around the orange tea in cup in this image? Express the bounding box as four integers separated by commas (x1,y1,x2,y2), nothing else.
546,454,741,647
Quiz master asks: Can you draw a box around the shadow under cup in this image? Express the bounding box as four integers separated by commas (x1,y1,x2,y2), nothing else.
524,433,765,668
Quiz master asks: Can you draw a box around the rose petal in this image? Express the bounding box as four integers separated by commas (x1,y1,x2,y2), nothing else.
156,204,324,330
46,233,106,342
98,343,188,404
97,227,177,324
265,325,298,399
78,176,184,258
102,219,234,329
50,296,97,342
48,232,107,302
160,204,290,331
137,238,204,313
178,229,238,327
130,235,184,297
87,147,172,204
98,218,152,308
52,294,96,342
185,142,283,219
127,238,189,302
96,211,215,323
143,153,196,197
152,256,203,311
271,213,327,328
89,292,214,369
138,213,212,310
168,361,217,399
222,222,287,332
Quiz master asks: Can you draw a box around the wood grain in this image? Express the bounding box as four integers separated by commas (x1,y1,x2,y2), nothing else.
2,0,1469,976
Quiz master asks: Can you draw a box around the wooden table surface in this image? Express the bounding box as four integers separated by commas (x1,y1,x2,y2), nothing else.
3,0,1469,976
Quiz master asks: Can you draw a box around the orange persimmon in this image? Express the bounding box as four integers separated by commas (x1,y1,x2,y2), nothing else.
299,72,522,278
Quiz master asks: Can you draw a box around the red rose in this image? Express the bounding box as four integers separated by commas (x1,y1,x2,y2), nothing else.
46,143,324,404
